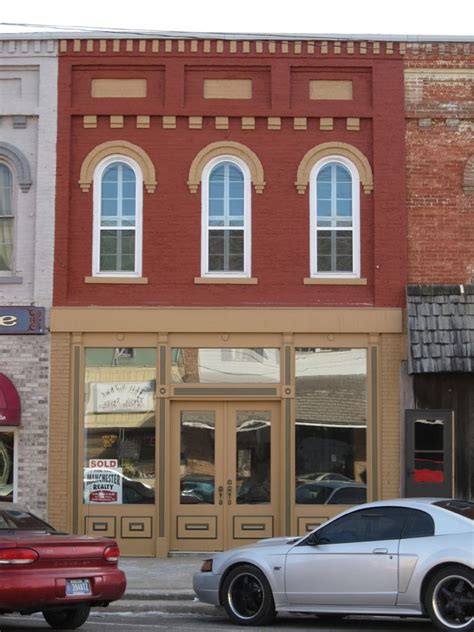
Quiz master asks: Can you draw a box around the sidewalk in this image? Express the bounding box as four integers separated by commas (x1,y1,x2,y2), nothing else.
112,555,220,614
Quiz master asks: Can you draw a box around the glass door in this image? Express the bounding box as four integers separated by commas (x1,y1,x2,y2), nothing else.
170,402,280,551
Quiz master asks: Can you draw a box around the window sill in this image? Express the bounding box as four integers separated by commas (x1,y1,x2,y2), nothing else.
303,277,368,285
194,277,258,285
0,275,23,284
84,276,149,284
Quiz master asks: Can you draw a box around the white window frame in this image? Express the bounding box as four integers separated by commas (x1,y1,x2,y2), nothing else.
201,155,252,278
0,161,17,277
92,155,143,277
310,155,361,279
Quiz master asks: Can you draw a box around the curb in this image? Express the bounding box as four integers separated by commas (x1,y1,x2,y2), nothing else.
124,590,196,601
104,599,222,616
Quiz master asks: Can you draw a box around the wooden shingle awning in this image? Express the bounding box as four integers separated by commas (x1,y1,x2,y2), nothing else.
407,284,474,373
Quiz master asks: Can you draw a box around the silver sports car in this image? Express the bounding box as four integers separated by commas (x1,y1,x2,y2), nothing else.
193,498,474,631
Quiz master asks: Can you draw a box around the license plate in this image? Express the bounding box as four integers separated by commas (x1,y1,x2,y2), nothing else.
66,578,92,596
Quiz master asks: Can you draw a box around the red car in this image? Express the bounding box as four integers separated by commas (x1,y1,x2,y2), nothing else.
0,502,126,629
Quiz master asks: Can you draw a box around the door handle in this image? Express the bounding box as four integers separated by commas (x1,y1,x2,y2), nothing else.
373,548,388,554
227,485,232,505
218,486,224,505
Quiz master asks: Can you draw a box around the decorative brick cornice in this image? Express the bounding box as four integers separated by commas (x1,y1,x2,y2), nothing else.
0,39,56,56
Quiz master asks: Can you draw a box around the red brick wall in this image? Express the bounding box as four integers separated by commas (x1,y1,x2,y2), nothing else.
405,44,474,284
54,40,407,307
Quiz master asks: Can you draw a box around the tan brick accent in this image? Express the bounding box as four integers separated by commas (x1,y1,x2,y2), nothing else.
48,334,72,531
165,40,172,53
346,117,361,131
99,40,107,52
379,334,402,499
267,117,281,130
139,40,147,53
241,117,255,130
188,116,203,129
310,80,353,101
319,117,334,131
92,79,147,98
190,40,198,53
215,116,229,130
109,115,124,129
204,79,252,100
293,117,307,130
83,115,97,129
229,41,237,53
126,40,133,52
152,40,159,53
178,40,185,53
162,116,176,129
86,40,93,52
136,115,150,129
113,40,120,53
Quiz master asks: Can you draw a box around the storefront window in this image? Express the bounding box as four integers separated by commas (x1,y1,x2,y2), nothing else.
295,348,367,505
171,348,280,383
0,432,14,502
83,348,156,505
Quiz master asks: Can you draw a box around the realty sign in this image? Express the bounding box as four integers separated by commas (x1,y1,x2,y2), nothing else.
84,467,123,504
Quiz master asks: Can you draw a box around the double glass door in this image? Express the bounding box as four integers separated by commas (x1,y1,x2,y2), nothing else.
170,401,280,551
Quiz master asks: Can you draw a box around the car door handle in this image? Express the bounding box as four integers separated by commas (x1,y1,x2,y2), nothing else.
373,548,388,554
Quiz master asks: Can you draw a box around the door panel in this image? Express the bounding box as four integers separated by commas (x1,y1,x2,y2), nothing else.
286,540,399,606
405,410,453,497
170,401,280,551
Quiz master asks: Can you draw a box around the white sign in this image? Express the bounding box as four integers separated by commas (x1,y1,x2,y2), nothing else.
86,381,155,414
84,467,123,504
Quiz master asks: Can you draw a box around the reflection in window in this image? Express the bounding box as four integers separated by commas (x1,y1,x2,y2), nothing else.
295,348,367,504
236,411,271,504
180,411,215,504
171,348,280,383
83,348,156,505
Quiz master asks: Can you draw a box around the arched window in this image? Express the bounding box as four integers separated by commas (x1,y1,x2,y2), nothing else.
93,156,143,276
0,163,14,273
310,157,360,278
202,157,251,277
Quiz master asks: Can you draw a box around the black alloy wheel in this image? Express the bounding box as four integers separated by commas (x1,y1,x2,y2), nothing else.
222,564,276,626
426,566,474,632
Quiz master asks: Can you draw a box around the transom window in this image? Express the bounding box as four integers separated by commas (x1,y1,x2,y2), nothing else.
93,157,143,276
310,157,360,278
202,158,251,277
0,164,14,273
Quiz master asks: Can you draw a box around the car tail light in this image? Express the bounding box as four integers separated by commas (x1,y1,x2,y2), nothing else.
103,545,120,562
0,548,39,565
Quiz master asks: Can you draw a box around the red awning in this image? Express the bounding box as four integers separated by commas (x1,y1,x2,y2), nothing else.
0,373,21,426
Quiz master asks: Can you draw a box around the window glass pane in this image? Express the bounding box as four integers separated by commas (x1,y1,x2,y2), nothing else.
0,432,14,502
295,348,367,504
180,412,215,504
100,230,135,272
317,508,405,545
317,231,353,273
0,165,13,216
84,348,156,505
236,411,271,504
208,229,244,272
401,510,435,538
171,348,280,383
317,199,331,218
414,418,445,483
0,218,13,272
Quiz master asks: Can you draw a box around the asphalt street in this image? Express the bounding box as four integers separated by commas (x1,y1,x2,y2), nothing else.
0,609,437,632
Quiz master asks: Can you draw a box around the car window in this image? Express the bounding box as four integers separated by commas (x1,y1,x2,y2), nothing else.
401,509,434,538
434,500,474,520
0,510,55,531
327,487,367,505
314,507,408,544
295,485,332,504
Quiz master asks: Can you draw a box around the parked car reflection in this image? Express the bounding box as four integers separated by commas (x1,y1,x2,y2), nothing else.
295,481,367,504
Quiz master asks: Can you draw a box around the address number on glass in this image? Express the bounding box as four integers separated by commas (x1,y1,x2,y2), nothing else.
66,578,92,596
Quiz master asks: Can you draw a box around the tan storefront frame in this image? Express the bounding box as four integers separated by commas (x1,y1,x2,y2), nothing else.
48,307,404,557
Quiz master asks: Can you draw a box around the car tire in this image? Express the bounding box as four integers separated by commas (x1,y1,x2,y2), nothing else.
222,564,276,626
425,565,474,632
42,604,91,630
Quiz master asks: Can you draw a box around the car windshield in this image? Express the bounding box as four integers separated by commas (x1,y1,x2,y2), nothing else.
0,509,56,531
434,500,474,520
